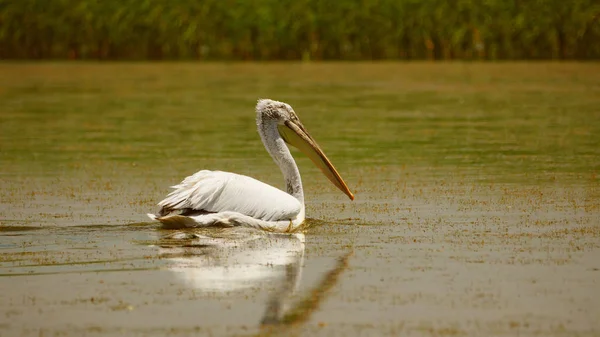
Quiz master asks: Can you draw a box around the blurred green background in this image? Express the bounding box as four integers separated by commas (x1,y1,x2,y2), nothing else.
1,0,599,60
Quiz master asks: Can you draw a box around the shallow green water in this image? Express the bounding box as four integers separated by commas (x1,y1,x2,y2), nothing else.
1,63,599,336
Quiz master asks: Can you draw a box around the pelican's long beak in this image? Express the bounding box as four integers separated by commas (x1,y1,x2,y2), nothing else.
278,119,354,200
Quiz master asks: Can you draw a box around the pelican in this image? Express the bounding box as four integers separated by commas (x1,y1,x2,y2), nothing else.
147,99,354,232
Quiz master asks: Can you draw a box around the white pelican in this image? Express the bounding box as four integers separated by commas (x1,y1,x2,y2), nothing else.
147,99,354,232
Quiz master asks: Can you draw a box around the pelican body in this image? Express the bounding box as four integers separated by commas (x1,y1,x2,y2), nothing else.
148,99,354,232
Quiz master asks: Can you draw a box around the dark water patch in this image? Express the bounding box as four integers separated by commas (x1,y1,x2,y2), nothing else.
0,225,46,233
0,266,161,277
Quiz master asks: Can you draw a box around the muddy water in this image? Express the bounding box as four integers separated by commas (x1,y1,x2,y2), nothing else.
1,63,599,336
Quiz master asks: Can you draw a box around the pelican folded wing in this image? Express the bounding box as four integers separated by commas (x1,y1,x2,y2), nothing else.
158,170,302,221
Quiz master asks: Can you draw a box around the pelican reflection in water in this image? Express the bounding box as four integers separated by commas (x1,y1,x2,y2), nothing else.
158,228,305,293
158,228,305,325
148,99,354,232
157,228,351,327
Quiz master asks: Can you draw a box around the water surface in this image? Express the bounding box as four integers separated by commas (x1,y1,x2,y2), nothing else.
1,63,599,336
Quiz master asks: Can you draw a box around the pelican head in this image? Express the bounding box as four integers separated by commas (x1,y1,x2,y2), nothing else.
256,99,354,200
256,99,297,122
